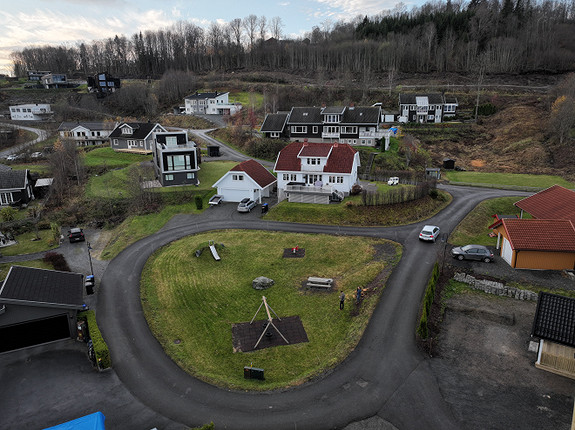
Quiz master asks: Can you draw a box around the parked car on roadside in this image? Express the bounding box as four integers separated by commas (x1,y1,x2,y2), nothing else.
6,154,18,161
451,244,494,263
419,225,440,242
387,176,399,186
30,152,43,158
68,227,85,243
237,198,256,213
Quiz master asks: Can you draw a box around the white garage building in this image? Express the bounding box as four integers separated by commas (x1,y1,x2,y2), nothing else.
212,159,276,203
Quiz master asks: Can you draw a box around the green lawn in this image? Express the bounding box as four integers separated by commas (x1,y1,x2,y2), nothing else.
83,147,151,168
229,91,264,109
265,190,451,226
0,259,53,280
141,230,401,390
85,167,130,198
449,196,530,246
443,171,574,189
1,229,58,256
11,163,51,176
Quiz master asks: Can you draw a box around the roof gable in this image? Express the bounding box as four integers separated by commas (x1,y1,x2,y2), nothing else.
532,292,575,347
228,159,277,188
515,185,575,222
499,218,575,252
109,122,166,140
289,107,322,124
275,142,357,174
341,106,380,124
0,265,84,309
260,113,289,133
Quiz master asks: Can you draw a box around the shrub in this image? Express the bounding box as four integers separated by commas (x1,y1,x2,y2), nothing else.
0,206,17,222
43,251,71,272
350,184,363,195
429,188,439,199
79,310,112,370
416,262,440,340
194,195,203,210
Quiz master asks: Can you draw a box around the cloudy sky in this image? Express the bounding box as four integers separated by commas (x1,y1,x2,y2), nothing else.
0,0,424,75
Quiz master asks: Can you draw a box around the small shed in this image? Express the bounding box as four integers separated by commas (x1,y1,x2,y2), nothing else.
443,158,455,169
207,145,220,157
532,292,575,380
425,167,441,180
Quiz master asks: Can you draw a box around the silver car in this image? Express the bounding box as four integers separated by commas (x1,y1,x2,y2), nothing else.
419,225,440,242
237,198,256,213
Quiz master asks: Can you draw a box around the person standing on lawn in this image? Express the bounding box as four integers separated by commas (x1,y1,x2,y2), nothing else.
339,291,345,310
356,286,362,304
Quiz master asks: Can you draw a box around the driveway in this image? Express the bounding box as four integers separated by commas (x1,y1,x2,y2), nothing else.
0,122,49,157
95,185,529,430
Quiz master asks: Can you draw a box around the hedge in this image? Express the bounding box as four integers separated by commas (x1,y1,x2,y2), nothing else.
79,310,111,370
416,262,440,340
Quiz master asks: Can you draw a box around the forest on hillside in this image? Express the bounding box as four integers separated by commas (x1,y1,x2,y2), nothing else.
10,0,575,78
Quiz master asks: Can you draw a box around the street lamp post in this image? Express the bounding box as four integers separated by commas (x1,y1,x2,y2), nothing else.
86,241,94,276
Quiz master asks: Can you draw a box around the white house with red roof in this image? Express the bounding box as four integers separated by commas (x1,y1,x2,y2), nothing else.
212,159,276,203
274,141,360,204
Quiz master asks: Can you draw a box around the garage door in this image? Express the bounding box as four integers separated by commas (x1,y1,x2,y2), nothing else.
0,314,70,353
219,188,251,203
501,238,513,266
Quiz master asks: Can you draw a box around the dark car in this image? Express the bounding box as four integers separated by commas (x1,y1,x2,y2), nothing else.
451,244,494,263
68,228,85,243
237,198,256,213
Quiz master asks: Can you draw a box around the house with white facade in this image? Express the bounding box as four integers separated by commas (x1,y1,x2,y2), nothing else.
58,121,117,146
9,104,52,121
212,159,276,203
109,122,167,154
274,141,360,204
398,93,458,123
183,91,242,115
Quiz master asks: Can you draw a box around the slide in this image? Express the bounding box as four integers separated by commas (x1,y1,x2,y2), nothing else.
209,244,221,261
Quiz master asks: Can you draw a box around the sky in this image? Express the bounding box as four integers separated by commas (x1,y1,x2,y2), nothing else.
0,0,424,76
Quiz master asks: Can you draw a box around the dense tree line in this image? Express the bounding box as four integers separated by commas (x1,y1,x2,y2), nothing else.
10,0,575,78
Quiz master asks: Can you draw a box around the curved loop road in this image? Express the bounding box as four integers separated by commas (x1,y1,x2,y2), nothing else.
98,185,525,429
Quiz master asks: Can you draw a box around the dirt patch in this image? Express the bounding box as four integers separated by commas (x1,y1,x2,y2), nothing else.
429,282,575,429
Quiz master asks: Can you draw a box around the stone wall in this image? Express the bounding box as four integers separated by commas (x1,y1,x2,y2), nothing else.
453,272,538,301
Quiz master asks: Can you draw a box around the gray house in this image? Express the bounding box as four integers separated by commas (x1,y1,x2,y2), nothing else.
152,131,200,186
109,122,167,153
0,266,85,353
0,169,34,206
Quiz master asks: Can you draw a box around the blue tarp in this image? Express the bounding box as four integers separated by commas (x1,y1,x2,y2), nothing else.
44,412,105,430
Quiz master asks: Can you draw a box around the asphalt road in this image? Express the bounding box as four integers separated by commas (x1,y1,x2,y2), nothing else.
0,122,48,157
97,185,528,430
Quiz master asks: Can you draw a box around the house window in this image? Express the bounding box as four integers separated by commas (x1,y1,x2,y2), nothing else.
328,176,343,183
166,136,178,147
324,114,339,123
283,174,289,180
270,132,280,138
165,174,174,181
113,139,118,145
342,126,357,134
304,174,321,184
324,126,339,135
0,192,13,205
427,115,434,120
232,174,244,181
410,105,415,111
290,174,297,181
312,126,318,134
122,127,132,135
307,158,320,165
187,173,195,179
291,126,307,133
166,155,191,171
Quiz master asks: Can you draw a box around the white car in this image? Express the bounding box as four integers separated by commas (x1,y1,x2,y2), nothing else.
6,154,18,161
419,225,440,242
30,152,43,158
387,177,399,186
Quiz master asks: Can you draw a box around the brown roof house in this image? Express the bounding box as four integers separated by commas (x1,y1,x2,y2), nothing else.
212,159,276,203
532,292,575,379
491,185,575,270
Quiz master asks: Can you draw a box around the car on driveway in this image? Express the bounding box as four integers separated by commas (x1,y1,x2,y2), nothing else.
6,154,18,161
451,244,494,263
419,225,440,242
237,198,256,213
68,228,85,243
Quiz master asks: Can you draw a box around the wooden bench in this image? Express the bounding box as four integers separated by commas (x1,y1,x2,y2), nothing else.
307,277,333,289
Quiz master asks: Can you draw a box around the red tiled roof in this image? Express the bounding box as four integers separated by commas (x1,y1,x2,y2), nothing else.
500,218,575,252
515,185,575,222
299,145,331,157
230,159,276,188
274,141,357,174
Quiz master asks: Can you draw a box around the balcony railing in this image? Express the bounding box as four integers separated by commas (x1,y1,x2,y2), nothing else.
322,132,340,139
285,184,334,195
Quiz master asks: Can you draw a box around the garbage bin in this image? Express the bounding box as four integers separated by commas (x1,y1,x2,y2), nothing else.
261,203,268,214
